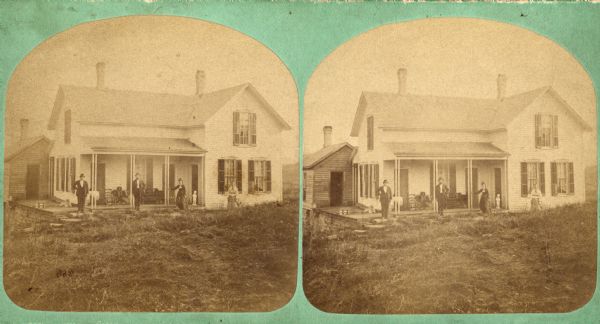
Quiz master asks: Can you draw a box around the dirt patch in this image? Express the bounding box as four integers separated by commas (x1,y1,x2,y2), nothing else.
4,202,298,312
303,202,597,314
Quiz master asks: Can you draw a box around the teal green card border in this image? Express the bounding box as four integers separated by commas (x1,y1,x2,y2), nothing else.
1,1,599,323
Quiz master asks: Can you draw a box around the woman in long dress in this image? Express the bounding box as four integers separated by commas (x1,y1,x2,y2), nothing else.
476,182,490,214
530,184,542,212
172,178,186,210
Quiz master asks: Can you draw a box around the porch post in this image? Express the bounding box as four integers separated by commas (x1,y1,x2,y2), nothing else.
201,156,206,207
166,155,170,206
393,158,398,213
433,159,438,212
504,159,509,210
164,155,168,206
92,154,97,210
467,159,473,210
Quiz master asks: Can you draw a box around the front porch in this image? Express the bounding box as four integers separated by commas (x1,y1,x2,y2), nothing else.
49,137,206,210
354,143,510,215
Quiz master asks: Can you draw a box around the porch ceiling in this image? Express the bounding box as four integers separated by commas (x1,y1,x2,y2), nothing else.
82,136,206,154
385,142,509,158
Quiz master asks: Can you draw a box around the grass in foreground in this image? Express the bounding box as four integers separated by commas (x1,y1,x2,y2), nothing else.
303,202,597,314
4,202,297,312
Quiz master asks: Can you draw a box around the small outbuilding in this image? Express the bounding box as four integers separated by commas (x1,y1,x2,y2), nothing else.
4,132,53,201
303,126,355,208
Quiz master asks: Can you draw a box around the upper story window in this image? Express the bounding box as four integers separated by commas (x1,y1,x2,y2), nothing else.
367,116,374,150
535,114,558,148
64,110,72,144
233,111,256,146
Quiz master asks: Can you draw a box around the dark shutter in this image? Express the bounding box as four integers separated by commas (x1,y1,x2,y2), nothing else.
520,162,528,197
551,162,557,196
375,164,379,193
248,160,255,194
233,111,240,145
539,162,545,195
367,116,374,150
218,159,225,194
534,114,541,148
70,157,76,189
265,161,271,192
552,115,558,148
236,160,242,192
64,110,71,144
250,113,257,145
568,162,574,194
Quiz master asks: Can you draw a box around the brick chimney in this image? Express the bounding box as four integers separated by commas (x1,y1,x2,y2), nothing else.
19,118,29,142
397,68,407,95
323,126,332,148
96,62,106,89
497,74,507,100
196,70,205,96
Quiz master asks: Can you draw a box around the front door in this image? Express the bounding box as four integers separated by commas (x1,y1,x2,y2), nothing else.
471,168,479,209
97,163,106,204
191,164,199,205
400,168,409,210
329,172,344,207
494,168,502,208
26,164,40,199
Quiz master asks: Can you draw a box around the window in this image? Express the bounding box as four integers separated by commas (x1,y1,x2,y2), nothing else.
520,162,545,197
535,114,558,148
551,162,574,195
64,110,71,144
218,159,242,194
248,160,271,193
367,116,374,150
233,111,256,146
359,164,379,198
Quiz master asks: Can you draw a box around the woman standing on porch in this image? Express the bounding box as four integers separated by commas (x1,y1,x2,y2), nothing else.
476,182,490,214
172,178,187,210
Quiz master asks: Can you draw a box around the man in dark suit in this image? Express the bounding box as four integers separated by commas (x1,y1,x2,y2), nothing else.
377,179,393,219
132,173,143,211
435,177,449,216
72,173,89,214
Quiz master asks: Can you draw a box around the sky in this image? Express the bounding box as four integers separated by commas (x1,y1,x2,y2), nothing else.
304,18,597,166
5,16,299,162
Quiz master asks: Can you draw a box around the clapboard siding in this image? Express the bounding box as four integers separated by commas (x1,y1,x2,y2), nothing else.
306,145,353,207
6,139,51,200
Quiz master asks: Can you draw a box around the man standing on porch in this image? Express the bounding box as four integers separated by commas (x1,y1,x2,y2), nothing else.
435,177,449,216
132,173,143,211
377,180,393,219
72,173,89,215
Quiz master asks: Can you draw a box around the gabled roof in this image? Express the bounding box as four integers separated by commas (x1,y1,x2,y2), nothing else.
303,142,355,169
5,136,52,162
350,86,591,136
385,142,508,158
82,136,205,154
48,83,290,130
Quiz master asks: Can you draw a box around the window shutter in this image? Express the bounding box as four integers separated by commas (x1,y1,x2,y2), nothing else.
568,162,574,194
375,164,379,191
248,160,255,194
552,115,558,148
534,114,541,148
265,160,271,192
520,162,528,197
233,111,240,145
539,162,545,195
367,116,374,150
250,113,257,145
236,160,242,192
551,162,557,196
70,157,76,189
65,110,71,144
218,159,225,194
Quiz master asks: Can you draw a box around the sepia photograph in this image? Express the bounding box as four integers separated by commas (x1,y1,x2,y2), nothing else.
302,18,597,314
3,15,299,312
